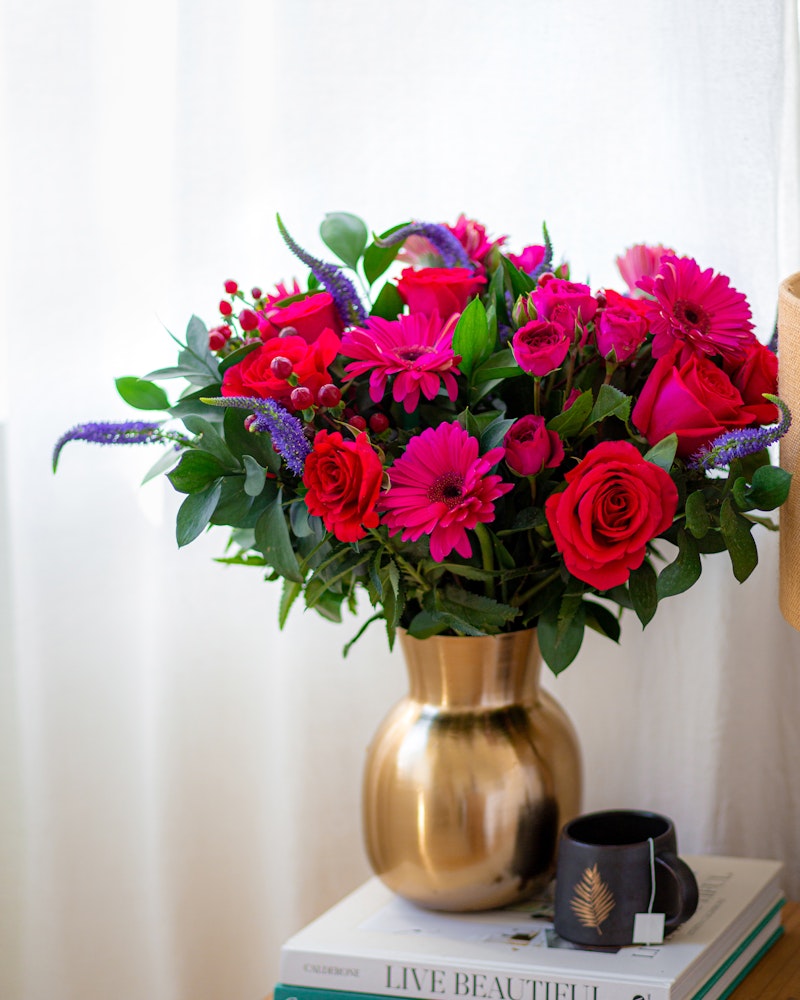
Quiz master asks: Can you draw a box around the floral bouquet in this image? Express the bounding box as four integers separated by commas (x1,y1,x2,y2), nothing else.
55,213,792,673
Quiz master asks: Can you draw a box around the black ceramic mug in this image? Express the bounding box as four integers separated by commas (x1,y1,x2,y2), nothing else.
553,810,699,947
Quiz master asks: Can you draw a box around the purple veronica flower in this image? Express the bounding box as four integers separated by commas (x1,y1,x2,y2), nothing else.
528,222,554,282
52,421,188,471
276,215,367,326
202,396,311,476
375,221,471,269
689,395,791,470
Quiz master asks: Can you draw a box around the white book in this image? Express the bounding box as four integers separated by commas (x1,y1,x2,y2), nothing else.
278,856,783,1000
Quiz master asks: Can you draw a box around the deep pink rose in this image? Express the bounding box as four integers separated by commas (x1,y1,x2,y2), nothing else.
632,343,752,459
544,440,678,590
260,291,343,343
396,267,486,317
725,340,779,425
512,320,572,376
532,279,597,328
222,329,341,411
504,415,564,476
595,298,649,362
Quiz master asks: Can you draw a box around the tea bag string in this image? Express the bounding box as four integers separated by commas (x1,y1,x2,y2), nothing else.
647,837,656,914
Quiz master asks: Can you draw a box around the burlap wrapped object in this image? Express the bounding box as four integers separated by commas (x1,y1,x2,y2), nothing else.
779,272,800,630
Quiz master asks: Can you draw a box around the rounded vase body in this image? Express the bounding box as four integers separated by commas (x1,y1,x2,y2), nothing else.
362,629,582,911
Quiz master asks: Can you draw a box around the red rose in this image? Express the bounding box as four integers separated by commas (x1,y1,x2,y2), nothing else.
512,319,572,376
396,267,486,317
544,440,678,590
221,329,341,411
632,343,752,459
532,278,598,328
260,291,343,343
504,415,564,476
303,430,383,542
725,340,779,425
595,298,649,362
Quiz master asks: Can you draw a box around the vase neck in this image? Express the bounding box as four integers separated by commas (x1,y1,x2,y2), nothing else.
398,630,542,708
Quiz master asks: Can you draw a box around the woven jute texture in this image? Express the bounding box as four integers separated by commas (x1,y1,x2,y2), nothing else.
779,272,800,630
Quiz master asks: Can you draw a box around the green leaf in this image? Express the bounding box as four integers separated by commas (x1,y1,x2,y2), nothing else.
588,384,631,426
629,560,658,626
342,613,384,657
452,298,494,379
176,480,222,547
181,415,239,468
547,390,593,436
186,315,210,356
221,406,281,472
500,255,537,298
279,579,303,629
720,496,758,582
438,584,520,629
218,340,261,375
115,376,170,411
474,348,520,384
480,416,516,454
584,600,621,642
643,434,678,472
254,492,304,583
433,562,500,582
320,212,369,269
242,455,268,496
370,281,404,321
733,464,792,512
487,264,509,327
685,491,711,538
144,364,205,381
656,528,701,599
141,446,185,484
363,223,408,285
209,477,256,526
407,609,484,638
168,450,229,493
538,594,586,675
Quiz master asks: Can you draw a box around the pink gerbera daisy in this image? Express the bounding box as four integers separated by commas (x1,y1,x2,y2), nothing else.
342,312,462,413
638,255,755,362
378,422,513,562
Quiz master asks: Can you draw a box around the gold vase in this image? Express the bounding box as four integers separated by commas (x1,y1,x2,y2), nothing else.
362,629,582,911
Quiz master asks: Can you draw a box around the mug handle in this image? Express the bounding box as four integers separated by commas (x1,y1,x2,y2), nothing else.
656,852,700,931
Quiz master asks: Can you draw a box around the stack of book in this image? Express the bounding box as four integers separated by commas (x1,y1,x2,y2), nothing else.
275,856,784,1000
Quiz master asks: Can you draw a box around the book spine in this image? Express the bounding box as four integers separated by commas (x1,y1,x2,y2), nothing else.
276,955,665,1000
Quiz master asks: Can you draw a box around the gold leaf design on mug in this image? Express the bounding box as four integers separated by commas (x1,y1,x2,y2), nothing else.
570,863,616,934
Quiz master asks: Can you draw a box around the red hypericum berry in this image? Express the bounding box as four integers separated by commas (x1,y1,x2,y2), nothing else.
244,414,258,431
317,384,342,408
251,286,262,300
369,412,390,433
595,290,608,309
350,415,367,431
270,356,294,380
208,330,227,351
279,325,298,338
537,271,555,287
219,299,233,316
224,280,238,294
239,308,259,331
290,386,314,410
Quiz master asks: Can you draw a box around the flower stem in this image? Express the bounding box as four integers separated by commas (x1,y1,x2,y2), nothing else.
473,522,496,598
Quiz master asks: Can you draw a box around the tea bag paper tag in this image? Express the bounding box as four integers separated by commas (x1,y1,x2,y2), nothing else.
633,837,665,945
633,911,665,945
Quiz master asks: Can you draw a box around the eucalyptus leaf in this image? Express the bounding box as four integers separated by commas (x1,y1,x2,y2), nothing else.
254,492,304,583
320,212,369,269
242,455,268,496
141,446,185,484
176,480,223,547
734,465,792,512
168,450,229,494
181,415,239,468
629,560,658,626
643,434,678,472
656,529,701,599
685,490,711,538
720,496,758,582
115,376,170,411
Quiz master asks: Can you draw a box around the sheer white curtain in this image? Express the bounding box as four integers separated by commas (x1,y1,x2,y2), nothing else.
3,2,799,998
